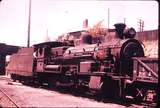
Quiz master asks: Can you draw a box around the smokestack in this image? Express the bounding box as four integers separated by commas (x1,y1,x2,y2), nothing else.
114,23,126,39
83,19,88,28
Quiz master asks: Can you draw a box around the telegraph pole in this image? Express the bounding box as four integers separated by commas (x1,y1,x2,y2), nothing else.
27,0,31,47
124,18,126,24
138,19,144,32
108,8,110,29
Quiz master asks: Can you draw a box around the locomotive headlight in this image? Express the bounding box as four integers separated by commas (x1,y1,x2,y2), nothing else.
124,27,136,39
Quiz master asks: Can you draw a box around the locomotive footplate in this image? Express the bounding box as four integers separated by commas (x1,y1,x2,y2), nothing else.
77,71,106,76
106,73,131,80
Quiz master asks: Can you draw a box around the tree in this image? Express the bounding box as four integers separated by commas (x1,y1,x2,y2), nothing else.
88,20,108,37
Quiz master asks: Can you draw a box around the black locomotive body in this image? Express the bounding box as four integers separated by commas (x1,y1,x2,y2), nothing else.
6,23,158,103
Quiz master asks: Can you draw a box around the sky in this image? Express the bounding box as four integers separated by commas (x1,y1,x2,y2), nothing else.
0,0,158,46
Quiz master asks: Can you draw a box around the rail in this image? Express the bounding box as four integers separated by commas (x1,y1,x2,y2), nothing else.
0,87,19,108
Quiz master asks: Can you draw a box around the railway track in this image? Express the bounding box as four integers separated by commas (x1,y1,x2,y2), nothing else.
0,77,19,108
141,102,157,108
0,88,19,108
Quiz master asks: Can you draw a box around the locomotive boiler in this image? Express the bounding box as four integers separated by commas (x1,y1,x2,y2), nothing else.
6,23,158,103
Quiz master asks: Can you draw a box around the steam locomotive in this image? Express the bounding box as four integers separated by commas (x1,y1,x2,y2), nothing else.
6,23,158,103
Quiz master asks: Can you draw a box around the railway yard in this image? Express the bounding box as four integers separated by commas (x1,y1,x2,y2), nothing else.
0,28,158,108
0,75,148,108
0,1,158,108
0,27,158,107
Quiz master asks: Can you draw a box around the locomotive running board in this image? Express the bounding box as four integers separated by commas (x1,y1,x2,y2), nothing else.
56,82,74,87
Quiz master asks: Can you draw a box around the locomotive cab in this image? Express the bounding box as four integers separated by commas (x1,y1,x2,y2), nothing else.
34,41,73,72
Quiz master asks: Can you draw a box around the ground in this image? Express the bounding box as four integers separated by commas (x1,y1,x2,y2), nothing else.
0,75,145,107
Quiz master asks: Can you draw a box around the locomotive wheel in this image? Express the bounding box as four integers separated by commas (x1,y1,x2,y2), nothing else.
132,88,146,102
100,78,121,100
132,88,156,103
125,82,157,103
10,74,16,82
